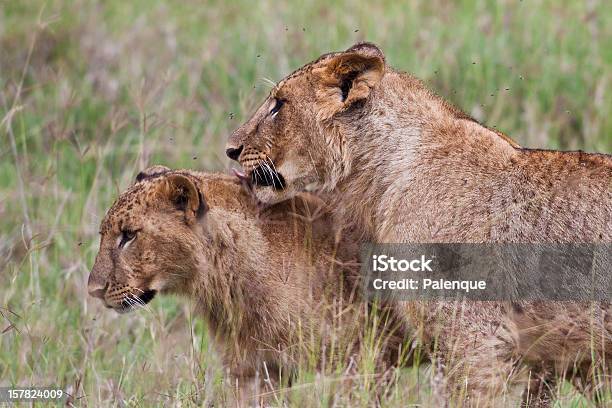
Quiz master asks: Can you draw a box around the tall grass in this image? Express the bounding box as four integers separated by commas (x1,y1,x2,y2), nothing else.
1,0,610,406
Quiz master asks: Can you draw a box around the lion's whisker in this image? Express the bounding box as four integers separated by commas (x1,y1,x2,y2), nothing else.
266,156,284,187
257,158,273,185
125,290,149,315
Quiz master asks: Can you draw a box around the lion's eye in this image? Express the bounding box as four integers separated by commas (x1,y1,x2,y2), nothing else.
269,98,284,117
119,230,137,248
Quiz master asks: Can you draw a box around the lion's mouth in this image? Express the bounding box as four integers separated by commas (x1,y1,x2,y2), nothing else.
234,166,285,190
116,289,157,313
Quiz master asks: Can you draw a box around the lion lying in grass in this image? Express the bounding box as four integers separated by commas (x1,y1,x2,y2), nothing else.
88,166,408,406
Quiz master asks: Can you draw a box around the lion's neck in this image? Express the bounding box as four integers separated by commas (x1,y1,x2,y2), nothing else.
328,77,519,242
189,199,321,356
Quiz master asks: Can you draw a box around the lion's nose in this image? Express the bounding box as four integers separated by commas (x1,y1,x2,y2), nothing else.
88,281,108,299
226,145,243,161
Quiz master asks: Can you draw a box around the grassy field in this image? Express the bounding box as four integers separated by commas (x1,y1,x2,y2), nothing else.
1,0,611,406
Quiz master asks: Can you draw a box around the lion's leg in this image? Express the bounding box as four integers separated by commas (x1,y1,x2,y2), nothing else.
225,361,282,408
449,354,522,407
228,375,262,408
228,372,283,408
570,361,612,407
441,327,524,407
520,365,556,408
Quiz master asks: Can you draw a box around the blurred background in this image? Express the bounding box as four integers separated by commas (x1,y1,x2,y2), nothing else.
1,0,611,405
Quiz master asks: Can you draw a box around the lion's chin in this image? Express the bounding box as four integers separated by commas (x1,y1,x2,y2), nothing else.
114,289,157,314
253,185,294,205
233,168,293,204
251,165,286,190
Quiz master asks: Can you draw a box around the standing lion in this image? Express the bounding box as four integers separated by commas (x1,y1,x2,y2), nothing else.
227,42,611,406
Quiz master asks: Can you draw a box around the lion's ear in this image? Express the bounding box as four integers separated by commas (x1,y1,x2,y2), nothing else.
135,165,171,183
314,42,385,119
158,174,207,225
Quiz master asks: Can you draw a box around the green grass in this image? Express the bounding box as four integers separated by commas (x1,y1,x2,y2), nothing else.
1,0,610,406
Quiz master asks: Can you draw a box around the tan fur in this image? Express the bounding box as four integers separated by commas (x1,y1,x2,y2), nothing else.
88,167,407,406
228,42,612,406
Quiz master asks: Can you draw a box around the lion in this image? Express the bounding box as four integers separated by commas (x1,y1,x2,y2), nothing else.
227,42,612,406
88,166,408,406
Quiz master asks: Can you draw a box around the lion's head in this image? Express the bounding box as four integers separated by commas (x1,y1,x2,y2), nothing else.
88,166,207,313
226,42,386,204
